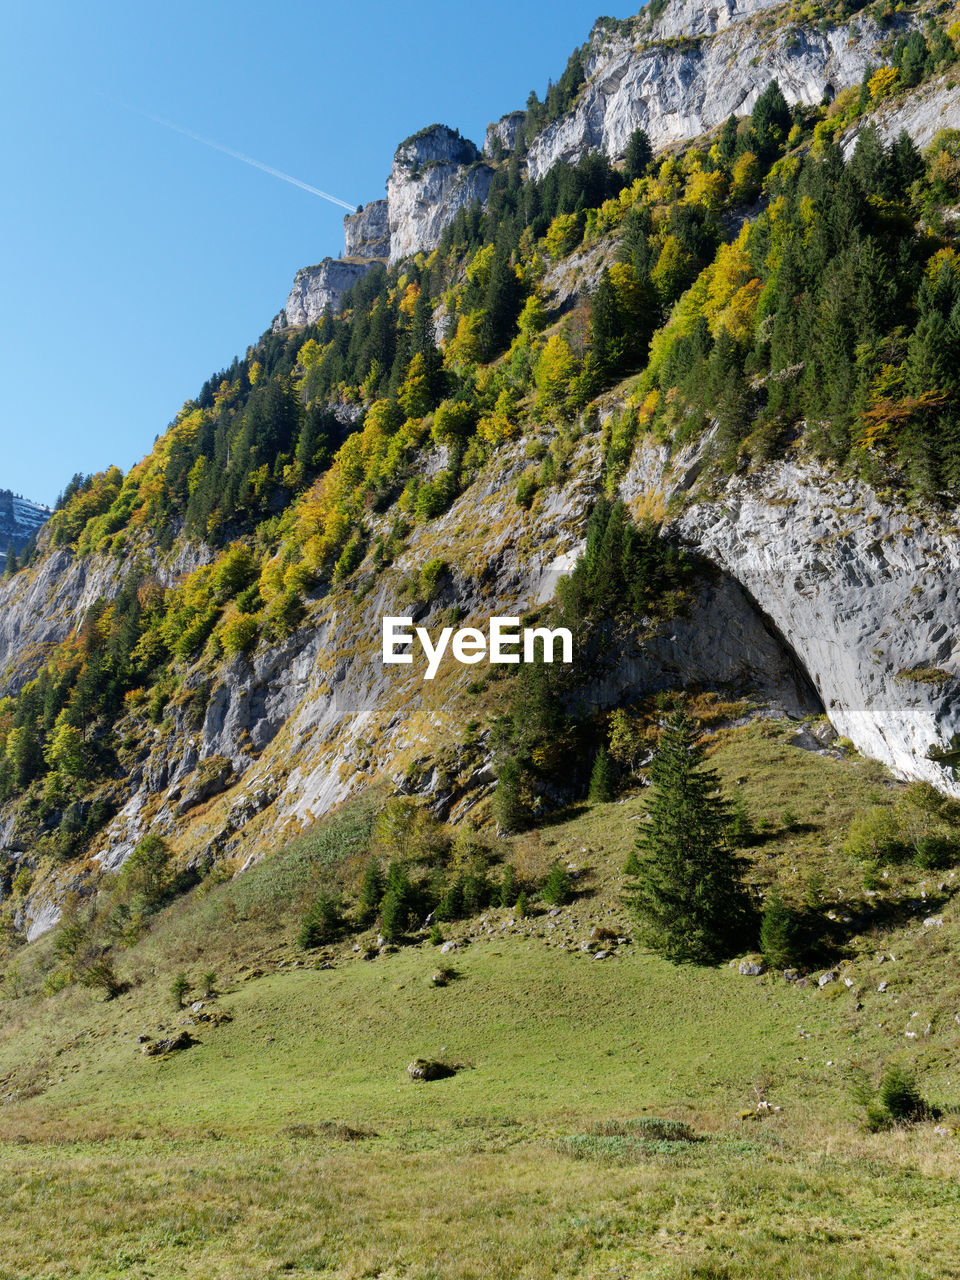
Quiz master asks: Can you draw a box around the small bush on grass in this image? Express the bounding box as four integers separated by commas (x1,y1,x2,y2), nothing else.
171,972,190,1008
852,1061,932,1131
541,862,572,906
299,894,344,948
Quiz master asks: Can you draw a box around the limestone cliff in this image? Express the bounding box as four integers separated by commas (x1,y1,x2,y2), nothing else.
484,111,526,157
0,490,49,569
526,0,905,178
343,199,390,260
275,258,381,330
386,125,494,264
843,72,960,155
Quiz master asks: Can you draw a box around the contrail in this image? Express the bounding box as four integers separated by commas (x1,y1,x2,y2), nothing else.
109,98,357,211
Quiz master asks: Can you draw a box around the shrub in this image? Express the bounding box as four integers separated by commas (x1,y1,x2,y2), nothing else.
429,922,444,946
842,806,905,863
913,834,957,870
79,956,122,1000
171,972,190,1008
879,1063,927,1122
541,862,572,906
588,746,615,802
299,894,344,948
516,470,539,509
856,1062,930,1131
759,889,800,969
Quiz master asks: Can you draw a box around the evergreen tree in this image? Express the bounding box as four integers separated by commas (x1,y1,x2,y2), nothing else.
356,856,385,926
588,745,615,802
750,79,791,162
590,267,624,379
719,114,739,165
628,711,755,963
541,861,572,906
759,888,800,969
624,127,653,182
494,756,529,833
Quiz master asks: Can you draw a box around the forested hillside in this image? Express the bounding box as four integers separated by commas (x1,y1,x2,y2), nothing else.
1,0,960,935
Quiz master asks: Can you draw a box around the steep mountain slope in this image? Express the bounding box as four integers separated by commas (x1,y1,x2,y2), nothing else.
3,4,960,1274
2,0,960,947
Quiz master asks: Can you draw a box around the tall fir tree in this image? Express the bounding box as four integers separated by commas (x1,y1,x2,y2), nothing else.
627,711,755,963
624,127,653,182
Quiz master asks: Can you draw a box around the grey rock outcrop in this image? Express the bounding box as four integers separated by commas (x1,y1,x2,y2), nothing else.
0,539,212,697
671,452,960,797
387,125,493,263
527,0,901,179
844,74,960,156
644,0,783,40
343,199,390,259
484,111,526,156
276,259,381,329
0,490,50,569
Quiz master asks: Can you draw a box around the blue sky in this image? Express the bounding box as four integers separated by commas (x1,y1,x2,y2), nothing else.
0,0,631,507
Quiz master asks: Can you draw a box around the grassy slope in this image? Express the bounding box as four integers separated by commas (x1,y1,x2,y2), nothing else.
0,721,959,1279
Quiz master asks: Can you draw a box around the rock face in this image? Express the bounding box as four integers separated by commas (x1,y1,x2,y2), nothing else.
0,540,212,698
484,111,526,156
844,73,960,156
645,0,783,40
343,199,390,260
386,125,494,264
526,0,901,179
0,490,50,567
277,259,381,329
672,451,960,797
7,414,960,940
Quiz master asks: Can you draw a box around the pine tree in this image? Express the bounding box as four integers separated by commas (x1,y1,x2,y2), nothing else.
356,856,385,926
493,756,528,833
750,79,790,161
624,127,653,182
588,745,615,802
759,888,799,969
628,711,755,963
590,267,624,379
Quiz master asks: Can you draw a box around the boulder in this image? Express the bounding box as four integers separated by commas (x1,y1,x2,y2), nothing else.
407,1058,457,1082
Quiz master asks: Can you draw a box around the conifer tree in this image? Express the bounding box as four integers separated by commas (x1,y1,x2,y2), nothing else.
356,856,385,926
759,888,799,969
588,745,615,802
624,127,653,182
590,267,624,379
628,711,755,963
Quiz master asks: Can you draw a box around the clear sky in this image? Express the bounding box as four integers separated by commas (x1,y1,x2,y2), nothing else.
0,0,632,507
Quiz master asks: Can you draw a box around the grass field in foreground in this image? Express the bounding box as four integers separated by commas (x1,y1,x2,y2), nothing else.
0,720,958,1278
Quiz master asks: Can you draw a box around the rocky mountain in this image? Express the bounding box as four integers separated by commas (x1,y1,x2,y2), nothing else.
526,2,903,178
386,125,494,263
273,0,954,324
275,259,381,330
0,489,50,569
3,0,960,944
